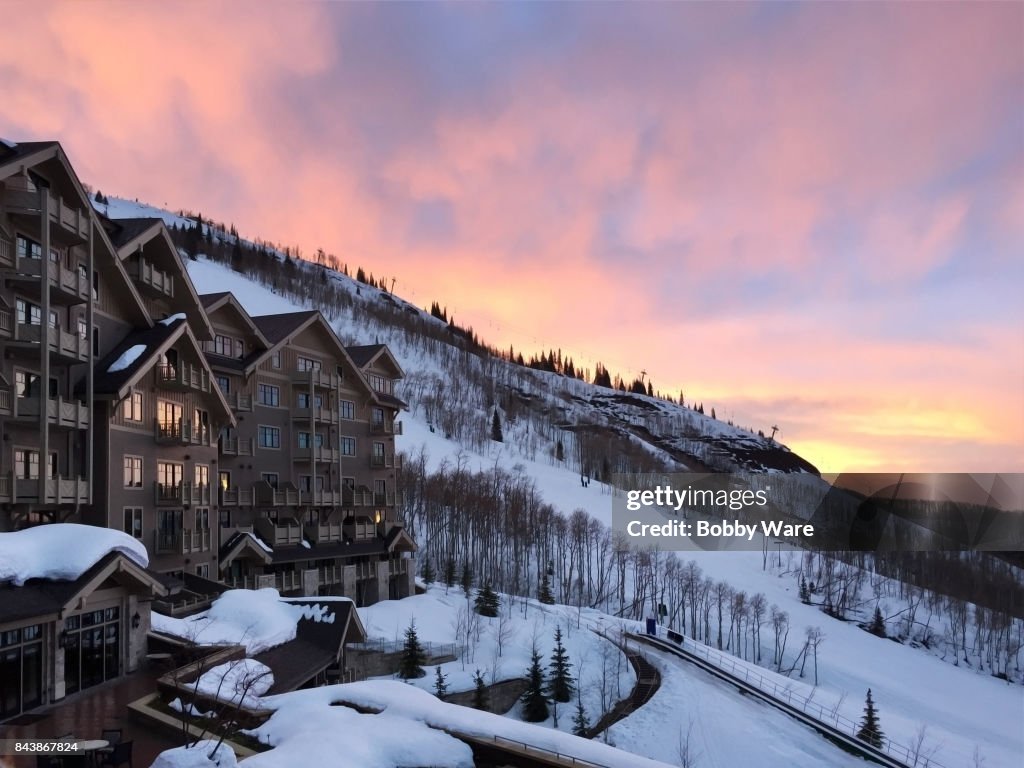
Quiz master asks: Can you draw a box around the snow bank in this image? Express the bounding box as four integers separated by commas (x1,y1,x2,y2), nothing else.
0,524,149,586
151,740,238,768
107,343,148,372
252,681,674,768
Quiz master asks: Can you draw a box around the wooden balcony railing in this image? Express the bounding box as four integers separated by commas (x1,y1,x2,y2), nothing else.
131,257,174,298
14,256,91,303
156,363,210,393
254,517,303,546
370,420,403,435
220,436,255,456
14,323,90,362
12,395,89,429
4,188,90,241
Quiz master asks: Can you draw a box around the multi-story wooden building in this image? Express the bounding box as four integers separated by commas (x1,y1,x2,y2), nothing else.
0,139,415,720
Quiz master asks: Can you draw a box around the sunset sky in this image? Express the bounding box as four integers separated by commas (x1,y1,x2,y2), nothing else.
1,2,1021,473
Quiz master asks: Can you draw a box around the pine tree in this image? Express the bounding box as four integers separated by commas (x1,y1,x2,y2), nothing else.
521,646,550,722
421,556,436,585
546,627,574,703
460,562,473,595
857,689,884,747
555,440,564,462
472,670,489,711
490,410,503,442
572,696,589,736
869,606,886,637
433,665,448,698
799,576,811,604
399,619,427,679
538,572,555,605
443,558,456,592
474,583,500,617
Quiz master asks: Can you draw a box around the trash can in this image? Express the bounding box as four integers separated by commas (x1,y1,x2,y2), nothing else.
645,617,657,636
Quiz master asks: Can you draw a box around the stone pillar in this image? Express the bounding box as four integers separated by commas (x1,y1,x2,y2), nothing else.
302,568,319,596
52,619,66,702
342,565,357,599
374,560,389,605
125,594,149,673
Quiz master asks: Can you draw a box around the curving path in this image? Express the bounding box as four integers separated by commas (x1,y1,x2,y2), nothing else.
584,634,662,739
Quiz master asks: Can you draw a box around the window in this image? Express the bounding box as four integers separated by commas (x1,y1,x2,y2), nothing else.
271,351,281,369
371,407,385,427
48,309,59,329
78,263,87,286
258,425,280,449
194,464,209,489
123,456,143,488
122,391,143,422
14,371,39,399
213,334,233,356
297,356,321,372
195,564,210,578
342,476,355,490
219,509,232,529
157,461,183,490
341,437,356,456
158,401,182,437
261,472,279,489
92,270,99,301
123,508,143,540
339,400,355,420
215,375,230,394
77,317,87,341
257,383,280,407
15,299,41,326
298,431,310,449
297,393,322,409
16,235,42,260
234,339,244,359
14,450,40,480
195,508,210,530
299,476,324,492
369,374,393,394
299,432,324,449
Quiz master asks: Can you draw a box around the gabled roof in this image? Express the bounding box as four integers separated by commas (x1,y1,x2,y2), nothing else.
218,531,273,571
106,217,160,249
199,291,232,309
0,550,167,625
112,219,215,340
345,343,406,379
198,291,272,354
87,317,235,425
247,310,376,398
0,140,62,181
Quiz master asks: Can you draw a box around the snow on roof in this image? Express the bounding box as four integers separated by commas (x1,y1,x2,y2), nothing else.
0,524,149,586
1,138,17,149
249,681,675,768
107,343,148,373
160,312,188,326
152,588,327,653
193,658,274,709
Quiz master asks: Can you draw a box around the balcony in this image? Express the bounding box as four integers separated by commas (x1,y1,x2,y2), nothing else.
254,518,303,547
388,558,410,576
370,453,395,470
0,308,11,338
306,521,344,543
223,574,263,590
345,487,374,507
11,323,89,363
291,405,337,424
154,481,183,506
318,564,343,585
156,363,210,393
370,420,403,436
274,570,302,593
293,445,339,463
224,393,253,412
183,482,211,506
291,368,338,390
219,486,254,507
220,436,255,456
154,527,212,554
253,485,300,507
342,517,375,541
1,473,89,505
4,188,90,243
155,419,212,446
130,257,174,298
0,387,10,417
354,560,377,581
12,395,89,430
10,256,91,304
0,236,11,267
298,489,344,507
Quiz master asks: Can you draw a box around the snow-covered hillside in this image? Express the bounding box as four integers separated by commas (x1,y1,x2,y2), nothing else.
178,256,1023,768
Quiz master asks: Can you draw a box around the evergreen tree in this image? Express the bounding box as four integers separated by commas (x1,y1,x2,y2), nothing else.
546,627,574,703
490,410,503,442
856,689,884,747
399,619,427,679
433,666,448,698
472,670,489,711
474,583,500,617
443,558,456,592
521,646,550,722
460,562,473,595
555,440,565,462
538,572,555,605
572,696,589,736
421,556,436,585
869,606,886,637
799,576,811,604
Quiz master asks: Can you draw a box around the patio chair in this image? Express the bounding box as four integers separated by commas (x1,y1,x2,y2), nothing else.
97,739,133,768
